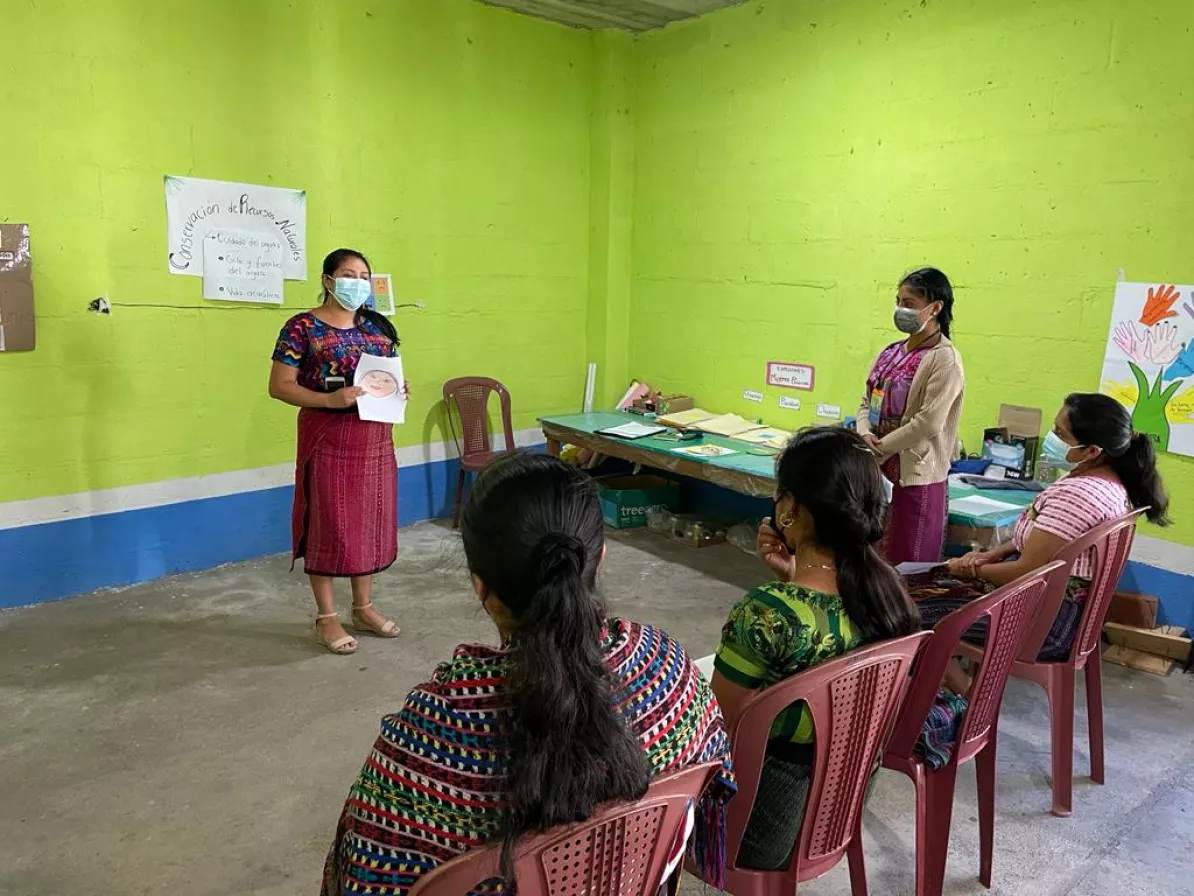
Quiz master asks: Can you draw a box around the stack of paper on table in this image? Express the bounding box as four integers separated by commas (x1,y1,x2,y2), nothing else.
731,427,793,449
693,413,765,437
597,421,667,440
657,407,715,428
672,443,737,458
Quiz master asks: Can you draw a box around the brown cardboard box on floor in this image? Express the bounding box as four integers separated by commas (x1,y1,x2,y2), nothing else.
1103,622,1191,663
0,224,34,353
1106,592,1158,629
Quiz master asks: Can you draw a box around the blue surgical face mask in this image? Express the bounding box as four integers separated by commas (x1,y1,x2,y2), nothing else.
330,276,371,311
1041,431,1082,470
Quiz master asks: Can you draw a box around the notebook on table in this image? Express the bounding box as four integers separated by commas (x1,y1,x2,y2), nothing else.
693,413,765,438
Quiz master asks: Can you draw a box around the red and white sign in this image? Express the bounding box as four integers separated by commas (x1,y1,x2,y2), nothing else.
767,361,815,391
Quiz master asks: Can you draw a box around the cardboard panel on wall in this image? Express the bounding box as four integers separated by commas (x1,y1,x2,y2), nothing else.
0,224,34,353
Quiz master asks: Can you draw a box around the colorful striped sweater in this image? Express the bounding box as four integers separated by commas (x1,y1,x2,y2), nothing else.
322,618,735,896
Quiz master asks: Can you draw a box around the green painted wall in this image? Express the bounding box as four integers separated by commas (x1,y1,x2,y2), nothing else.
4,0,1192,555
629,0,1194,546
0,0,592,502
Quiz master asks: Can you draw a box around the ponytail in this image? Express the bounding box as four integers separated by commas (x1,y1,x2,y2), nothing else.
1107,433,1171,526
459,454,650,884
1063,393,1172,527
834,541,921,642
355,306,399,345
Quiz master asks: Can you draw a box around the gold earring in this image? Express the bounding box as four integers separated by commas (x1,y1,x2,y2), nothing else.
778,512,795,530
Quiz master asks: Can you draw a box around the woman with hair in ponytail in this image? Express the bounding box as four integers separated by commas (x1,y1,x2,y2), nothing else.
907,392,1170,665
855,267,965,564
269,249,408,654
321,453,735,896
712,427,921,871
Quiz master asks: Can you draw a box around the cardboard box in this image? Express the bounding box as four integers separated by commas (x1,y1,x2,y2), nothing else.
1103,645,1173,676
0,224,34,353
632,393,694,416
597,475,679,530
1106,592,1158,629
1103,622,1191,662
982,404,1041,480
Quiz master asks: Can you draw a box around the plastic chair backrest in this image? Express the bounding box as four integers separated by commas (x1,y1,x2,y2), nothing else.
886,562,1066,767
407,762,720,896
725,633,930,881
443,377,514,461
1018,509,1146,664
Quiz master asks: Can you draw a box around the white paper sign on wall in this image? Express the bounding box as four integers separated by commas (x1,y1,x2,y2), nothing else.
779,396,801,411
816,403,842,420
743,390,763,403
165,175,307,279
201,230,284,304
767,361,815,391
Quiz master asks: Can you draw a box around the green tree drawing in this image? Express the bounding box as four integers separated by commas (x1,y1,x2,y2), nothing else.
1127,362,1182,451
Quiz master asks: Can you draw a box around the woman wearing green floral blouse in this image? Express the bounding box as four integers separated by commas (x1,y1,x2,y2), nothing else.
710,428,921,870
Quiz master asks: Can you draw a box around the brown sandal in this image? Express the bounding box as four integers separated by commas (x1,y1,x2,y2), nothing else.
315,612,358,655
351,602,401,638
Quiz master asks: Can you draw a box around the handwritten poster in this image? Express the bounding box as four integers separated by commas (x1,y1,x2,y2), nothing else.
1100,281,1194,457
202,230,284,304
165,175,306,279
767,361,815,391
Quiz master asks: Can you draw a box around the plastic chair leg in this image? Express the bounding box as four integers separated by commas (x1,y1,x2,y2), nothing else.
452,468,466,529
915,763,958,896
1085,658,1105,785
1045,665,1076,817
847,817,869,896
975,739,997,888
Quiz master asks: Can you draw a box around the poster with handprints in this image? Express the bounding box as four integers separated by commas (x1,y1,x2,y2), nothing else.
1100,281,1194,456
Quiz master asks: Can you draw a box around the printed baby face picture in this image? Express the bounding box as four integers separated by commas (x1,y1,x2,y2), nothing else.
359,369,399,398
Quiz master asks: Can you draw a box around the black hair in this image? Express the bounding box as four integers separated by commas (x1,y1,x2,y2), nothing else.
321,248,399,345
900,267,955,339
776,428,921,642
460,453,650,880
1063,393,1171,526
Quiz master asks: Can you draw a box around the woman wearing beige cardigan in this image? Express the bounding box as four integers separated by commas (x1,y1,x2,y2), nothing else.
855,268,965,563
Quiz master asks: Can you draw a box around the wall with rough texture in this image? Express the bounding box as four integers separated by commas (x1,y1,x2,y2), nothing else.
0,0,591,505
630,0,1194,547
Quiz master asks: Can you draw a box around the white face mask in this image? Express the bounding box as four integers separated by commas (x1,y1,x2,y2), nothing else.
893,306,927,334
330,277,371,311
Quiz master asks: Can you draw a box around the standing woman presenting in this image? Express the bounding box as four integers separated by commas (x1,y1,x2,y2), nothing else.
269,249,405,655
856,267,964,564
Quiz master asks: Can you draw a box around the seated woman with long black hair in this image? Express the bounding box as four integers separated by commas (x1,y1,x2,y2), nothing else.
907,393,1170,667
322,453,735,896
710,428,922,871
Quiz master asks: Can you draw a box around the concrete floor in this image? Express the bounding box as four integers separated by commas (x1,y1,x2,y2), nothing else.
1,521,1192,896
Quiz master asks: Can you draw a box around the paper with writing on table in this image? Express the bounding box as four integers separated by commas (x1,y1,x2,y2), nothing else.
895,561,946,576
355,353,407,424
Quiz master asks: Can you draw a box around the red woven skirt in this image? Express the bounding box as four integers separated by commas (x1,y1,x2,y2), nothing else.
881,477,948,565
292,408,397,577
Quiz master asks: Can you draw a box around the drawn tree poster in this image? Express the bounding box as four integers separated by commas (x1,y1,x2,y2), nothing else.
1100,281,1194,456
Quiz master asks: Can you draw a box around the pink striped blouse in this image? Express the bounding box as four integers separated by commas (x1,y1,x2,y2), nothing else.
1012,475,1130,579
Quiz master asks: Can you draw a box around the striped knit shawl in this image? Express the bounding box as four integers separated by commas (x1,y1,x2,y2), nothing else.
323,618,735,896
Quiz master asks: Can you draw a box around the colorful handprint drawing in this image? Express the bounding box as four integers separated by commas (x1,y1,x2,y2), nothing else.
1114,285,1192,451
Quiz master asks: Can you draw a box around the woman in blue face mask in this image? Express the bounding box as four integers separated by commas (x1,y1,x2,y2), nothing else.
855,267,965,565
906,393,1170,676
268,249,409,654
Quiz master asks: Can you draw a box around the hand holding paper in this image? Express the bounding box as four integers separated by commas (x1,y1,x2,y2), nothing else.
355,353,407,424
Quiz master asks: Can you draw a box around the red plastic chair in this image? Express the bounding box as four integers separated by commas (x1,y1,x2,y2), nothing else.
406,762,720,896
882,561,1066,896
959,509,1146,817
688,633,930,896
443,377,515,527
